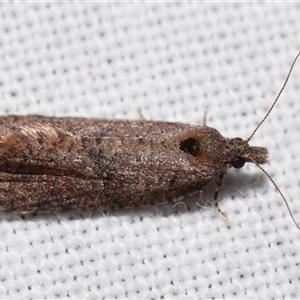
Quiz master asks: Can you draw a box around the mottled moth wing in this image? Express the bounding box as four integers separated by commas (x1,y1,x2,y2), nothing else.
0,116,228,213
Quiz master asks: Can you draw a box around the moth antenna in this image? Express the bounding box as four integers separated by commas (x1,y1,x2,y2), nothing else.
247,50,300,142
248,156,300,232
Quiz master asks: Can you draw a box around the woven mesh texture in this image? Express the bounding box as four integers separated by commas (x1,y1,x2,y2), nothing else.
0,2,300,299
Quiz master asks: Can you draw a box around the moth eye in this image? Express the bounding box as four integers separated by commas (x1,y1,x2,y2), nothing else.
233,137,243,142
180,137,201,156
231,157,245,169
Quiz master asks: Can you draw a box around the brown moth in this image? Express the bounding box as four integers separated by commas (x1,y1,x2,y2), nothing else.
0,117,266,212
0,51,299,231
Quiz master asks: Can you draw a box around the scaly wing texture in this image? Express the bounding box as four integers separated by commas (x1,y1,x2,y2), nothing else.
0,116,226,212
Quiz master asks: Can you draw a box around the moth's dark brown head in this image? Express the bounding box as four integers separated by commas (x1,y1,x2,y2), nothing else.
229,137,268,169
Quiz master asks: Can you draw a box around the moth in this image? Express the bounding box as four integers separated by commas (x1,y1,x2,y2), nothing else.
0,51,299,231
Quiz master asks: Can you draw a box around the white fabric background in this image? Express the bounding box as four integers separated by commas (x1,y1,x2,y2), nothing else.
0,2,300,299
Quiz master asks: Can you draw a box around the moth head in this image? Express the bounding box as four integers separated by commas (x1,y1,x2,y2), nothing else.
230,137,268,169
225,51,300,232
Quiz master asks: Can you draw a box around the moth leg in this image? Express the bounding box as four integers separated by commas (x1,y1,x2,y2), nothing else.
137,107,145,120
202,111,207,126
213,172,228,221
